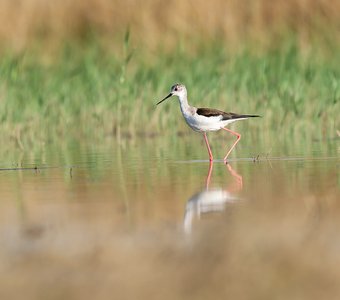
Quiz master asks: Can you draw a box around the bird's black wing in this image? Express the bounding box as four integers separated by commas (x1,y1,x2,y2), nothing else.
196,108,226,117
197,108,260,120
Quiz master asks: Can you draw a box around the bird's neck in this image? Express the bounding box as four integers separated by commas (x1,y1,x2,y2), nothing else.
178,94,192,115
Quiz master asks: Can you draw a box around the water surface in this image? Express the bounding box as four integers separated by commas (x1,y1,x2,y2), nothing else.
0,135,339,299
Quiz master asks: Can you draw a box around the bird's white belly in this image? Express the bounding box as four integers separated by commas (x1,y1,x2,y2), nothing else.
183,114,235,132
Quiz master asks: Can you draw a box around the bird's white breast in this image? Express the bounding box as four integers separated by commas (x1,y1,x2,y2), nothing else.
183,112,238,132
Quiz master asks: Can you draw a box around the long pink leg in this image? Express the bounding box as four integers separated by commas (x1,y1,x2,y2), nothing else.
203,132,213,162
222,127,241,163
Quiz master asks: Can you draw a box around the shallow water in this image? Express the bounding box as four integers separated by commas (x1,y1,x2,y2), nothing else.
0,135,339,299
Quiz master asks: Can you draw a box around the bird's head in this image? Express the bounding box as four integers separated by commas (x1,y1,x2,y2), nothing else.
156,83,187,105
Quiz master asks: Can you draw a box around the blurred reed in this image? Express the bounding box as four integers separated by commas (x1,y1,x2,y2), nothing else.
0,0,338,54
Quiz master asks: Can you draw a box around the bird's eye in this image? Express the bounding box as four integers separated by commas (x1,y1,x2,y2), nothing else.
174,87,178,91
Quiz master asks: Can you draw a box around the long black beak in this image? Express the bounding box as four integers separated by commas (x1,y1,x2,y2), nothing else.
156,93,173,105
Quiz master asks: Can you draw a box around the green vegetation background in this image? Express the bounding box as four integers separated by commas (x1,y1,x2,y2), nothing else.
0,0,338,151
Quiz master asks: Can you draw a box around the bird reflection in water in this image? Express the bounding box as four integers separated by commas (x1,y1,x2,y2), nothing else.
184,162,243,234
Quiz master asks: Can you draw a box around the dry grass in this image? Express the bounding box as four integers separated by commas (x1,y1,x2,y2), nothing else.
0,0,338,53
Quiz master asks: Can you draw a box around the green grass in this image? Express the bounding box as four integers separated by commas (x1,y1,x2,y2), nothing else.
0,42,338,150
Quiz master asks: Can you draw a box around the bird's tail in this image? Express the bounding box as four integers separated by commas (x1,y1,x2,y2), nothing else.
238,114,261,118
229,114,261,120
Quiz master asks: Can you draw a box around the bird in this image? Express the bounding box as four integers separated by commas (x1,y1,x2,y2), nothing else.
156,83,260,162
